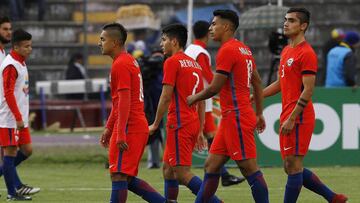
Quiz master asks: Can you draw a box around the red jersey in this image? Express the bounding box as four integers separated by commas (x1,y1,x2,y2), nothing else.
108,52,148,133
162,52,204,128
279,41,317,124
216,39,256,120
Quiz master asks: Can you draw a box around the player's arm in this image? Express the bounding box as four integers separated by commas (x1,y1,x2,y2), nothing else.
194,99,207,151
187,72,227,105
2,65,24,130
197,53,213,83
251,69,266,133
263,77,281,98
149,84,173,135
116,89,130,151
281,74,316,134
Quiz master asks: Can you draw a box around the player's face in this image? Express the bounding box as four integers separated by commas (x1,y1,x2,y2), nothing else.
160,34,173,56
99,30,114,56
0,22,12,44
209,16,225,41
283,13,307,37
14,40,32,59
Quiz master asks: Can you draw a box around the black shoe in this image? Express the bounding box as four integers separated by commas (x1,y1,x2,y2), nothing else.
148,163,160,169
221,174,246,187
6,194,32,201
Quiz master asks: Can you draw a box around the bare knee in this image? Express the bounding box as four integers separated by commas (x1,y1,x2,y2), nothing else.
111,172,128,182
284,156,303,175
19,144,33,157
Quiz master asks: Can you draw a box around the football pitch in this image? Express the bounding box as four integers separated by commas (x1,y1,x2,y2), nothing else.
0,144,359,202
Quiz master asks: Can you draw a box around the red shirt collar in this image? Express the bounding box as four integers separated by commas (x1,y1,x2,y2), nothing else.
10,50,25,65
194,40,207,49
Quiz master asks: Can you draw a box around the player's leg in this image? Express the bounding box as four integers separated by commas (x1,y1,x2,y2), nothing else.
283,155,304,203
124,132,167,203
163,161,179,201
13,128,40,196
195,153,228,203
302,167,347,202
0,128,31,200
110,172,128,203
236,158,269,203
292,124,348,203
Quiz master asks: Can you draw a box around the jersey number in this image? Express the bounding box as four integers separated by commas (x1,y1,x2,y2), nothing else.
192,72,200,95
246,59,253,87
138,73,144,101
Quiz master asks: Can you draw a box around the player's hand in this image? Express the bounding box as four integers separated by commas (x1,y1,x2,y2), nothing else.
117,140,129,152
256,114,266,134
100,128,111,148
250,94,255,104
280,118,295,135
148,124,158,135
194,132,207,152
187,95,196,106
16,120,25,130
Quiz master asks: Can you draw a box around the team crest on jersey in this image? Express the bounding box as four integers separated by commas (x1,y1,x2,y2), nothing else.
287,58,294,67
23,75,29,96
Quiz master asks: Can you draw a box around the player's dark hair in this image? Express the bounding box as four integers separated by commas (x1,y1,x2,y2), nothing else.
102,22,127,45
0,16,10,25
213,9,239,31
11,29,32,47
193,21,210,39
287,7,310,30
162,23,187,49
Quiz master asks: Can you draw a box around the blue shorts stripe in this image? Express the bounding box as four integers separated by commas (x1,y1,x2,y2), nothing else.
174,88,181,165
117,151,123,172
8,129,12,145
229,74,246,159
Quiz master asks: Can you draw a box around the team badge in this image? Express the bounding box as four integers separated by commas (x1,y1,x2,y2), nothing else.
287,58,294,67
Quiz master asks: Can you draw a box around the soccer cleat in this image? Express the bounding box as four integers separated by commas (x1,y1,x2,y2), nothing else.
221,174,246,187
6,194,32,201
16,184,40,196
165,200,177,203
331,194,348,203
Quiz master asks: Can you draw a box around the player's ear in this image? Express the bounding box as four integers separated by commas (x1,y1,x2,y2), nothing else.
300,22,308,32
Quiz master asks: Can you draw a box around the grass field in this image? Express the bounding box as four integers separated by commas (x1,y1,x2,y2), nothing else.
0,134,358,203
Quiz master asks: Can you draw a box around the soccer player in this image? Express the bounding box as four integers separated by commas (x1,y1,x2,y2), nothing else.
0,29,40,201
185,20,245,187
0,16,12,62
98,22,171,203
261,8,348,203
187,10,269,203
148,24,222,203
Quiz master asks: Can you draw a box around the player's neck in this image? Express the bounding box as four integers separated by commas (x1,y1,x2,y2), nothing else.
111,48,125,59
0,43,4,50
288,34,305,48
220,33,234,45
171,47,183,56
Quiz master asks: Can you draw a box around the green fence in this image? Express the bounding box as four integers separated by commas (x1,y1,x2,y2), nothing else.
192,88,360,167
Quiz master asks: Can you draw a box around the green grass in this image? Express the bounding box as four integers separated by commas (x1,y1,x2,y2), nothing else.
1,162,359,203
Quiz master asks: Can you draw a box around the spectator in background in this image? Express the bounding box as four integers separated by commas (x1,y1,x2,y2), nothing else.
65,53,88,99
138,48,164,169
325,31,360,87
8,0,45,21
321,28,345,84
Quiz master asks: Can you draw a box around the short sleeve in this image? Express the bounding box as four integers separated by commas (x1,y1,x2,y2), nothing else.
114,62,131,90
216,47,235,73
301,50,318,74
162,58,178,86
